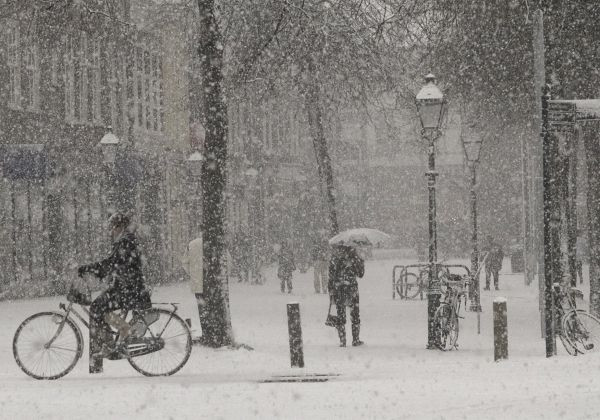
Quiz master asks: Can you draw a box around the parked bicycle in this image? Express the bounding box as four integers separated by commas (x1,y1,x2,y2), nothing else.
433,274,469,350
13,284,192,380
553,282,600,356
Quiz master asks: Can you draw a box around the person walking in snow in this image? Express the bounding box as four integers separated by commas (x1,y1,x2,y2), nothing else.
181,234,207,338
277,239,296,293
311,232,329,294
482,235,504,290
328,244,365,347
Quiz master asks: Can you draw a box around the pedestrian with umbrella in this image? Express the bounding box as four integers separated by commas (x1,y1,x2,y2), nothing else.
327,228,390,347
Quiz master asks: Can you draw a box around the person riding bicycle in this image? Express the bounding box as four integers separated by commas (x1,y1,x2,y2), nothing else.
78,212,152,356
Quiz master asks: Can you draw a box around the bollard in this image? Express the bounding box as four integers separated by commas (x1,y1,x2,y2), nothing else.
89,318,103,374
287,302,304,368
493,297,508,361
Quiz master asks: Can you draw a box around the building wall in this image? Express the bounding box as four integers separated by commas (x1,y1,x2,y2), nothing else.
0,8,175,294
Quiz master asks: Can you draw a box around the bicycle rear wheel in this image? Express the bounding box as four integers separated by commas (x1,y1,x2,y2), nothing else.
558,332,577,356
127,308,192,376
562,310,600,355
434,303,459,351
13,312,83,380
403,272,420,299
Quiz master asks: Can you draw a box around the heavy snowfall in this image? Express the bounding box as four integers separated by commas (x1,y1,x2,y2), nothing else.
2,1,600,420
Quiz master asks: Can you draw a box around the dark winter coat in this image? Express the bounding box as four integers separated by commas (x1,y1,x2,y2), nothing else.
277,243,296,279
80,231,151,309
310,237,329,261
482,240,504,271
328,245,364,306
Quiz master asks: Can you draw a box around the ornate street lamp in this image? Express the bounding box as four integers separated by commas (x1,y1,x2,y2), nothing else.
186,151,204,177
415,73,447,349
98,127,119,165
460,125,484,323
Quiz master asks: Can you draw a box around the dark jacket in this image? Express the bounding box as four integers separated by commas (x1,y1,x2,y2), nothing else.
329,245,364,305
277,242,296,278
311,238,329,261
81,231,150,309
483,240,504,271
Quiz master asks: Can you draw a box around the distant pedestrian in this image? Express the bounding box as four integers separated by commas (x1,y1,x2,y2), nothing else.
311,232,329,294
277,239,296,293
233,229,251,283
181,235,207,339
482,235,504,291
329,244,365,347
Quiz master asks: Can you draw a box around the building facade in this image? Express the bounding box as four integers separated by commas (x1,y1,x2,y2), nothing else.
0,4,181,295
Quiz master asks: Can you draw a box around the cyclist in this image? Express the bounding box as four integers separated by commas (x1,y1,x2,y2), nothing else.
78,212,152,356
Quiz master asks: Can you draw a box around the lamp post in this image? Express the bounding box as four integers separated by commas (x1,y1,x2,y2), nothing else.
92,127,120,374
416,73,446,349
460,129,484,329
99,127,120,213
99,127,119,165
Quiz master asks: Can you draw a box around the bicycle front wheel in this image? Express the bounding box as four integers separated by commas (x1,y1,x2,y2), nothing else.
128,308,192,377
434,303,459,351
562,310,600,355
13,312,83,380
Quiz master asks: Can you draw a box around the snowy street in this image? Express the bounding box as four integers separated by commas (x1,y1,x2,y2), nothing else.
2,259,600,420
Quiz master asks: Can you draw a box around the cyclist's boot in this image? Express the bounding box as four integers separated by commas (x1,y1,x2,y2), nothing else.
337,325,346,347
91,327,116,359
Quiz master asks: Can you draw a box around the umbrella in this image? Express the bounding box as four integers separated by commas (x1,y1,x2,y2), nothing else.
328,228,391,248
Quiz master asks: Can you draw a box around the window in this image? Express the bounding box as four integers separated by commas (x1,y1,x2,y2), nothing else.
152,54,161,131
144,50,150,130
120,53,127,131
135,46,143,127
79,31,89,122
108,43,118,129
158,56,164,131
64,36,76,122
91,38,101,123
22,41,40,111
129,45,163,133
50,50,59,86
6,21,21,108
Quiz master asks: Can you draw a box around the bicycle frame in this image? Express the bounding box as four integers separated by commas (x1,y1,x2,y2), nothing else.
443,281,468,316
51,300,182,348
41,302,88,350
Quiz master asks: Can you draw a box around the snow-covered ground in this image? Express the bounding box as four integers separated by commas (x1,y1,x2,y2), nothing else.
2,258,600,420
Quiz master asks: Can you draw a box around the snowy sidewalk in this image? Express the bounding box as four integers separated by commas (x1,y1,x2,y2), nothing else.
1,259,599,419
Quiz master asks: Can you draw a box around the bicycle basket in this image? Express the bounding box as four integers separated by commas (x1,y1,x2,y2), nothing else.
66,288,92,306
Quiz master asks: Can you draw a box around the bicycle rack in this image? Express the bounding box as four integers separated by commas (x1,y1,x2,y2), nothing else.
392,263,472,301
392,263,430,300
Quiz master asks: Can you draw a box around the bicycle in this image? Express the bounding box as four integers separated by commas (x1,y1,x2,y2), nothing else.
13,284,192,380
553,282,600,356
433,274,469,350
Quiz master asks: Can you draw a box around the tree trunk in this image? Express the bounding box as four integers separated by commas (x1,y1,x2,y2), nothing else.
197,0,232,347
302,57,339,237
583,126,600,316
